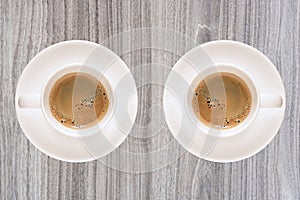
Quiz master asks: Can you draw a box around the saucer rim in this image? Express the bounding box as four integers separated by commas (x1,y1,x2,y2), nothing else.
15,40,138,162
163,40,286,163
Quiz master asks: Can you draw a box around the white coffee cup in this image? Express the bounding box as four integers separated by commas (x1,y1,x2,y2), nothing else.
18,64,115,137
185,63,283,137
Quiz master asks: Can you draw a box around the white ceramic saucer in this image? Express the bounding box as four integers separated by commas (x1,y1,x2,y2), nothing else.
15,40,138,162
163,40,286,162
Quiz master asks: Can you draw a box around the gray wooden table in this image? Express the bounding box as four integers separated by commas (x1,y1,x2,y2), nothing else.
1,0,299,199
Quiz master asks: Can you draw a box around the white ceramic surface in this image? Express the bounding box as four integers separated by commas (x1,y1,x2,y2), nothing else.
15,40,138,162
163,40,286,162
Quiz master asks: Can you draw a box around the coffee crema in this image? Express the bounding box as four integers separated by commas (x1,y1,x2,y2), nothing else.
49,72,109,129
192,72,251,129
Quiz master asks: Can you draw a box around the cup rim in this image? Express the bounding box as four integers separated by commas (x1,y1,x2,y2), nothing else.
185,63,260,137
41,63,115,138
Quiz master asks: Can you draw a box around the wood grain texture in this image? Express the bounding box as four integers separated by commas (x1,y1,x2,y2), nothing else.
1,0,300,199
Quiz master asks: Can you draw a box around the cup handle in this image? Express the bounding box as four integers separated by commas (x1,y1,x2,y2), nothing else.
260,95,283,108
17,95,40,108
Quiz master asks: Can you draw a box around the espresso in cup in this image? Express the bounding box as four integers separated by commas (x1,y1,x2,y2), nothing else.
192,72,251,129
49,72,109,129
